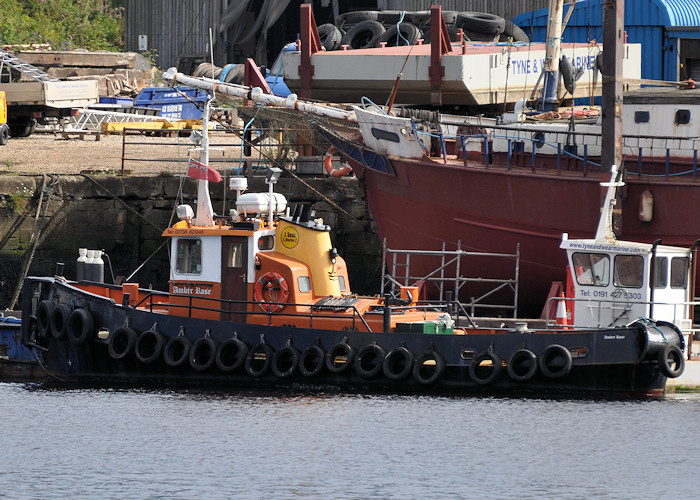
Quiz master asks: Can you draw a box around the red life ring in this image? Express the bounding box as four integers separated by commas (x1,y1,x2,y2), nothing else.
324,146,352,177
254,272,290,312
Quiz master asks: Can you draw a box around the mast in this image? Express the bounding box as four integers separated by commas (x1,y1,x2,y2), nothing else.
601,0,624,173
601,0,625,235
194,100,215,226
541,0,564,111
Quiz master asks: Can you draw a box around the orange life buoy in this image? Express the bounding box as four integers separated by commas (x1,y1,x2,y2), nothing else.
324,146,352,177
254,272,290,312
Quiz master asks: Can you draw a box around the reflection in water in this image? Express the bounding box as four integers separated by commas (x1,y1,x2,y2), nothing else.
2,383,698,499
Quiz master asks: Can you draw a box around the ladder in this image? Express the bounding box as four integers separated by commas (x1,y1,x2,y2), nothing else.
0,48,59,82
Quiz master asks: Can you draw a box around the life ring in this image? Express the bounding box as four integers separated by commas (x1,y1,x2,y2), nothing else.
539,344,573,379
164,336,192,367
299,345,326,377
507,349,538,382
135,329,165,364
323,146,352,177
216,337,249,372
190,336,218,371
657,344,685,378
37,300,53,337
382,347,415,381
254,272,290,313
412,350,445,385
108,326,138,360
469,350,503,385
49,303,72,340
272,345,300,379
245,343,274,377
325,341,355,373
354,343,386,379
67,308,95,346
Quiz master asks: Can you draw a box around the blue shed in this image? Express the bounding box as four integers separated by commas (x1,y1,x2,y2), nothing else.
513,0,700,82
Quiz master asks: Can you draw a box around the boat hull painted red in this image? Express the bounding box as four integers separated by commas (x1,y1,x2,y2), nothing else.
349,152,700,316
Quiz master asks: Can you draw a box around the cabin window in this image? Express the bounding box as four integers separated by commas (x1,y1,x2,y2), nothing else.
226,242,243,268
572,252,610,286
614,255,644,288
258,235,274,250
671,257,689,288
338,275,347,292
298,276,311,293
653,257,668,288
634,111,650,123
675,109,691,125
175,238,202,274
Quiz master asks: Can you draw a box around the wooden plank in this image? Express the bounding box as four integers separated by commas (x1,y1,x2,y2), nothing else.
16,51,143,69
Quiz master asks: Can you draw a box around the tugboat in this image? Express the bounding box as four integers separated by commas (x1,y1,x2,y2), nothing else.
20,100,688,396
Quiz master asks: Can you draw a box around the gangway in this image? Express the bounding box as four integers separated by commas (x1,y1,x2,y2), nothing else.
66,108,165,131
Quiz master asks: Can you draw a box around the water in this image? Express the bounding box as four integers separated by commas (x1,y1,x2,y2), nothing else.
1,383,698,500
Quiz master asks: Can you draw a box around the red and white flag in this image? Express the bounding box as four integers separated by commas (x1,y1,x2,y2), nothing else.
187,158,222,183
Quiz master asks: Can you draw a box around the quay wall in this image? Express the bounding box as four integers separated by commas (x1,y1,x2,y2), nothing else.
0,174,381,310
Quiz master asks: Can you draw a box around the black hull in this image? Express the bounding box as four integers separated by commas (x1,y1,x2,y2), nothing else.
22,278,682,398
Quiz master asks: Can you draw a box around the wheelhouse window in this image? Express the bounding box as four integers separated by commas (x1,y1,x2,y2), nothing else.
572,252,610,286
176,238,202,274
634,111,650,123
258,235,274,250
671,257,689,288
226,242,243,268
675,109,691,125
338,275,347,292
614,255,644,288
653,257,668,288
298,276,311,293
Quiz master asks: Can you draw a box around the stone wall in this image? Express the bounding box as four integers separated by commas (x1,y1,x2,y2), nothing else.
0,174,381,310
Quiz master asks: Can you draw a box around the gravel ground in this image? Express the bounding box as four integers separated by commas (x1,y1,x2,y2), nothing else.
0,130,255,176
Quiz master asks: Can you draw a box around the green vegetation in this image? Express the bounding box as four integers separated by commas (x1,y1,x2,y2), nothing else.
4,186,32,214
0,0,124,51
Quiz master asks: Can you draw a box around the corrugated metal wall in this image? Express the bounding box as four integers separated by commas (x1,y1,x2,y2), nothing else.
124,0,227,71
512,0,700,81
124,0,562,71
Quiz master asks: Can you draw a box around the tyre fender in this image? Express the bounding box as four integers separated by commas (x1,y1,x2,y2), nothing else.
507,349,538,382
354,343,386,379
539,344,573,378
325,341,355,373
245,343,274,377
341,20,386,49
216,337,249,372
469,350,503,385
190,336,218,371
412,350,445,385
382,347,415,381
135,329,166,364
163,336,192,367
37,300,53,337
67,308,95,346
108,326,138,360
657,344,684,378
299,344,326,377
271,345,300,379
50,303,72,340
376,22,421,47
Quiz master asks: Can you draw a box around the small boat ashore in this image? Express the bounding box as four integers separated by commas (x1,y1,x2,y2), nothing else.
18,97,689,397
0,314,43,381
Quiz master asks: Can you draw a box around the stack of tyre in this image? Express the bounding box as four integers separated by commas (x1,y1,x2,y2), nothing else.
317,10,529,51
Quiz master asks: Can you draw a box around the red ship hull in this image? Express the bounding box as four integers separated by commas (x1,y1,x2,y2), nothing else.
349,153,700,316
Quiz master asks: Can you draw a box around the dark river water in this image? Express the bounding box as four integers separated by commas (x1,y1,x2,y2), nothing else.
1,382,698,499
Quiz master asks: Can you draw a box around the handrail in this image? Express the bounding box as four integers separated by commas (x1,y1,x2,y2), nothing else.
132,291,384,332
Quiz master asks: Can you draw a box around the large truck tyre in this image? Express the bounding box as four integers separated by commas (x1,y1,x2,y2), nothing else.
9,118,37,138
